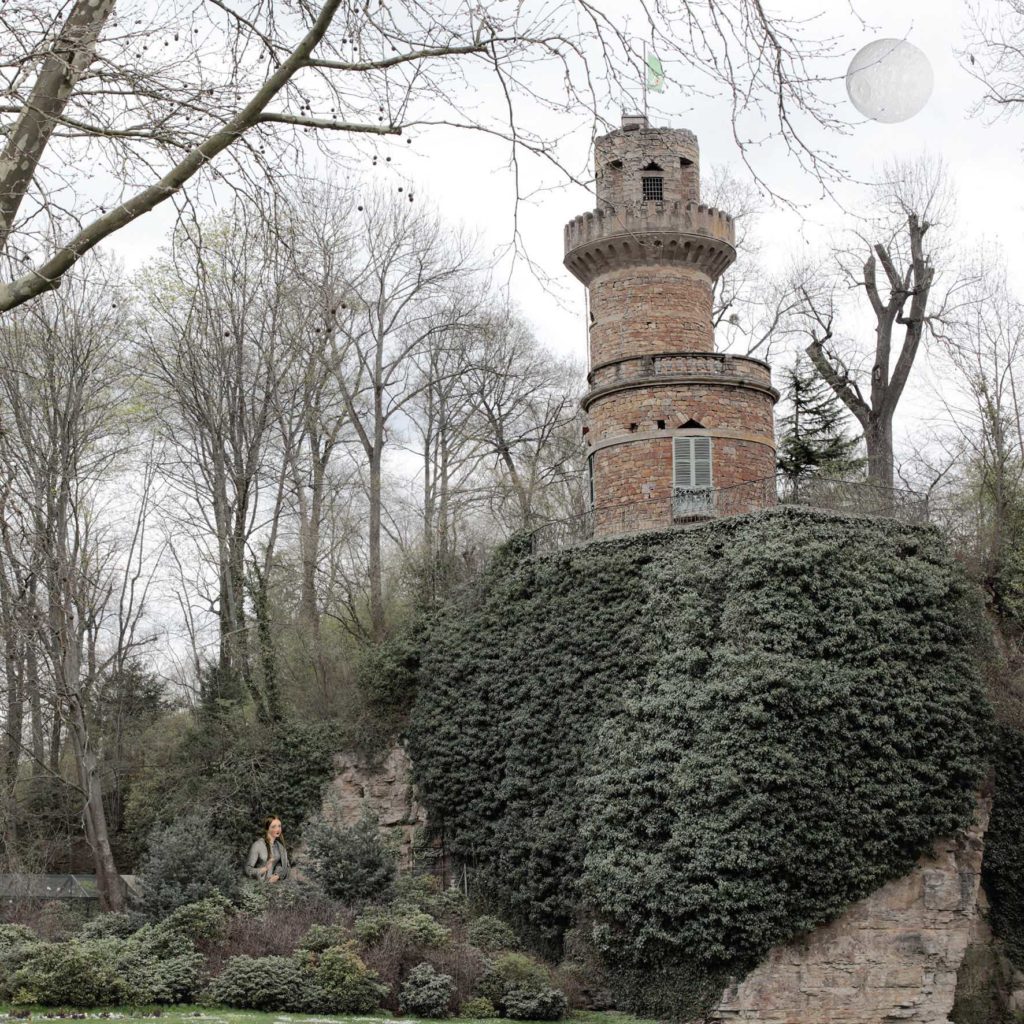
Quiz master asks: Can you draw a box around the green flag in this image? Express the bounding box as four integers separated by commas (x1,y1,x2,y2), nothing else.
646,53,666,92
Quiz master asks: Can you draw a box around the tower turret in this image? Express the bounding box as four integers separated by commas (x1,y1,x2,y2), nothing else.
565,115,778,536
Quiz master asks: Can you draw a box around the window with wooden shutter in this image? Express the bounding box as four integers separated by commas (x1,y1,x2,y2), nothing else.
673,436,713,489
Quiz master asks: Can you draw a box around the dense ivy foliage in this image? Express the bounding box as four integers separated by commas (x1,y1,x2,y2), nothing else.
410,509,990,1017
983,725,1024,966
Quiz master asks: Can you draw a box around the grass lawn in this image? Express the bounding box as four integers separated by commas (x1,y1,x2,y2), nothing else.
0,1009,653,1024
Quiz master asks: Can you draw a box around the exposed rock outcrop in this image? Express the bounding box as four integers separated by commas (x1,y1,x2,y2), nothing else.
712,799,991,1024
323,744,426,868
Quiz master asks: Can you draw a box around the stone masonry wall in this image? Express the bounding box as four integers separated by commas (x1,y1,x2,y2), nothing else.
711,799,991,1024
324,744,426,870
591,434,775,535
587,381,776,441
589,265,715,361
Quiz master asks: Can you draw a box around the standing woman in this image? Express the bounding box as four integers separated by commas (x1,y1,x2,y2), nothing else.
245,816,290,883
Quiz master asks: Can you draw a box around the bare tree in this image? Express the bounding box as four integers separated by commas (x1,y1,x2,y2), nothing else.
932,254,1024,606
798,158,960,488
321,192,481,641
462,309,584,532
0,258,151,909
139,204,294,719
963,1,1024,119
0,0,849,311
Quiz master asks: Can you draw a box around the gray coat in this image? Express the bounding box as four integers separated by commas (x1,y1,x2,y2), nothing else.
245,838,290,881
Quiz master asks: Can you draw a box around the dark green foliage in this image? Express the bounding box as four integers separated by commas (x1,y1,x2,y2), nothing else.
983,725,1024,966
7,935,203,1006
356,904,450,947
125,713,337,866
137,810,241,918
208,954,311,1010
299,923,353,952
777,354,863,488
158,894,233,945
399,962,456,1017
502,986,568,1021
410,509,990,1016
303,810,397,902
467,915,520,952
475,952,551,1006
306,942,389,1013
78,912,138,939
460,995,499,1018
9,939,129,1006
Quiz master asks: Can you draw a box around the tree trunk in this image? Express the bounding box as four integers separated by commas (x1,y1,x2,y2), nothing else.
864,416,894,489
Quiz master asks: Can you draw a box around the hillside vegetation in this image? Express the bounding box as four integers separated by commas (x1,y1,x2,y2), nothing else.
410,509,991,1018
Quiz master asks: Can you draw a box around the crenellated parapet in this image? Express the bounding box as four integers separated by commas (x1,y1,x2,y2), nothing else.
564,202,736,285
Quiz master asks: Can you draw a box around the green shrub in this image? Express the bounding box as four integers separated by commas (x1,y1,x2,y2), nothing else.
116,942,204,1004
502,985,568,1020
467,915,519,953
400,962,455,1017
8,931,204,1007
303,810,397,903
137,809,240,918
159,895,232,944
78,912,138,939
460,995,499,1018
476,952,550,1005
410,510,991,1017
0,927,42,1001
307,942,389,1013
356,905,450,947
299,922,352,952
10,939,129,1006
208,954,311,1011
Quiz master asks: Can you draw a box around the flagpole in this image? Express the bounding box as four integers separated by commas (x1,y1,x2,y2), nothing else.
642,39,648,119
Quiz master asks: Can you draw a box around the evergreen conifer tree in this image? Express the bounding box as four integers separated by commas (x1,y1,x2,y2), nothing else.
777,355,863,494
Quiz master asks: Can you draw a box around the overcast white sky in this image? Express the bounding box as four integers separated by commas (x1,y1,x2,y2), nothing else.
105,0,1024,468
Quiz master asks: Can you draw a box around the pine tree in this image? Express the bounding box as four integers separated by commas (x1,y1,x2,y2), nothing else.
777,354,863,494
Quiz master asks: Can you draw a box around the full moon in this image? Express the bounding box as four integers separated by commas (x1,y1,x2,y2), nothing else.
846,38,934,124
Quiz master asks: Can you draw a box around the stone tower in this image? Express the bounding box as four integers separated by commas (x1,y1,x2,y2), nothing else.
564,114,778,536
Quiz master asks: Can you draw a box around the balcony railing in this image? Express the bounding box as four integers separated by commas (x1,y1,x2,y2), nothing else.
527,475,929,554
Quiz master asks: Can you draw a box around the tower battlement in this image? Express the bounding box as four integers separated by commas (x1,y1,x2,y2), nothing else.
564,203,736,285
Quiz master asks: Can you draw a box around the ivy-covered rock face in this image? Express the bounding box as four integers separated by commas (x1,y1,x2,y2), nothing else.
409,509,990,1018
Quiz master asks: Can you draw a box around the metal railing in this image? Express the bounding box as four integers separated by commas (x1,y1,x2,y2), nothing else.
527,475,929,554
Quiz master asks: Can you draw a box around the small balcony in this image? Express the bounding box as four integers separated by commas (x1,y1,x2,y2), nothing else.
527,476,929,553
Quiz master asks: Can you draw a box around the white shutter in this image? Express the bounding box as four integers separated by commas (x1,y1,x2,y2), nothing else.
673,436,692,489
673,436,713,489
693,436,712,487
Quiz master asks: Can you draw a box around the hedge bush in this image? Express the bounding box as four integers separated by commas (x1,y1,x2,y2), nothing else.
501,985,568,1020
137,809,240,918
399,962,456,1017
307,942,389,1013
299,923,352,952
303,810,397,903
467,915,519,953
410,509,991,1016
8,932,204,1006
208,954,311,1010
460,995,499,1018
356,905,450,947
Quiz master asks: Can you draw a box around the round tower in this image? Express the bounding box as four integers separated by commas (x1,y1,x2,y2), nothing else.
564,114,778,537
